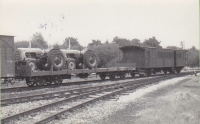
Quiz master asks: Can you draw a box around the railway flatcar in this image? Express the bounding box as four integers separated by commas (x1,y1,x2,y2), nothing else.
119,45,187,76
0,35,136,86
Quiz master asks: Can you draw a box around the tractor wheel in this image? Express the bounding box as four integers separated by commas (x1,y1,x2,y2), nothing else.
27,60,36,71
67,59,76,70
47,49,65,70
83,50,98,69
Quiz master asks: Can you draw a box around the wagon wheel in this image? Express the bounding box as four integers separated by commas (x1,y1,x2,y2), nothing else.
83,50,98,69
99,73,106,80
46,79,52,85
109,73,116,80
47,49,65,70
163,70,167,75
146,71,151,76
53,76,63,85
26,78,35,87
176,69,181,73
130,72,135,77
26,81,35,87
35,78,44,86
119,73,126,79
9,79,15,85
67,59,76,70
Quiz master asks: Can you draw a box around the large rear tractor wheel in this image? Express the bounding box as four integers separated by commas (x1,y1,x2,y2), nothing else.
83,50,98,69
47,49,65,70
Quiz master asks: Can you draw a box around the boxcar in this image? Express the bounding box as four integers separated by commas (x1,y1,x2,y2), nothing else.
174,49,187,73
119,45,187,75
0,35,15,78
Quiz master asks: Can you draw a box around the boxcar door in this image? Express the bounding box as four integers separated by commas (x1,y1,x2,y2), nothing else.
0,36,15,78
150,48,156,68
174,51,176,67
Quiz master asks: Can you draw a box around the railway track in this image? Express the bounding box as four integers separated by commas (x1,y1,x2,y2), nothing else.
1,73,170,93
1,75,161,106
1,71,196,93
1,72,192,124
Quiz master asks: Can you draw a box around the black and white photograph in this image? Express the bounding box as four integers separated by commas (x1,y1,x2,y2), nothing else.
0,0,199,124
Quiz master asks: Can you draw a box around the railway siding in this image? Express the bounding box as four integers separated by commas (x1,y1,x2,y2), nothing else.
1,72,192,124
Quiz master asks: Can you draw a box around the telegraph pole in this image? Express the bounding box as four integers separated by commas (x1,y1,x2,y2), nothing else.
69,39,71,49
180,41,185,49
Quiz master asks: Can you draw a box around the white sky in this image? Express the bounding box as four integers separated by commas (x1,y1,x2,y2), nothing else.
0,0,199,49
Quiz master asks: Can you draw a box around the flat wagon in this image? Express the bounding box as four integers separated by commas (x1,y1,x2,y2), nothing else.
0,35,136,86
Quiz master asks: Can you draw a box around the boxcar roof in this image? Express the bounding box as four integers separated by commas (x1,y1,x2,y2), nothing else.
119,45,187,51
0,35,15,37
119,45,146,50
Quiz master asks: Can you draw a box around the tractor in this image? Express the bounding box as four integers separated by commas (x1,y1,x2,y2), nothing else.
15,48,98,71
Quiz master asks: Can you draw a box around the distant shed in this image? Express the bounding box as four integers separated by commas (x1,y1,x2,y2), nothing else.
0,35,15,78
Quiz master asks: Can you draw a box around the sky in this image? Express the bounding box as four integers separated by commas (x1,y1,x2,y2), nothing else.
0,0,199,49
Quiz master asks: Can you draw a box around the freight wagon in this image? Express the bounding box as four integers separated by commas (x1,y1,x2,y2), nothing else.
0,35,136,86
0,35,188,87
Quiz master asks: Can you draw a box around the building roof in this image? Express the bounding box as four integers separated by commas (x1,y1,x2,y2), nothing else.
0,35,15,37
119,45,187,51
119,44,146,50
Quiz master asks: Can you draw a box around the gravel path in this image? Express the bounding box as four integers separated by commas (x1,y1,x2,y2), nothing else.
48,75,197,124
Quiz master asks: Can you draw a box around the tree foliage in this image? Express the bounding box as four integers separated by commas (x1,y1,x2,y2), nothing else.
90,43,122,67
112,36,131,46
131,38,142,46
187,46,199,67
88,40,102,47
143,37,162,48
166,46,180,49
62,37,83,50
15,41,29,49
31,32,48,49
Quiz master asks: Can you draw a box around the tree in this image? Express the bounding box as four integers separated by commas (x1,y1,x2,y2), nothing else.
131,38,142,46
62,37,83,50
52,43,61,49
112,36,131,46
88,40,102,47
166,46,180,49
143,37,162,48
187,46,199,67
15,41,29,49
90,43,122,67
105,40,109,44
31,33,48,49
